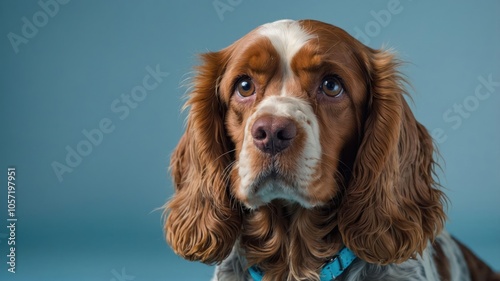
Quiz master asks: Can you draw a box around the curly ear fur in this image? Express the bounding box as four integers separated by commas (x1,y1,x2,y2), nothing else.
338,49,446,265
164,51,241,264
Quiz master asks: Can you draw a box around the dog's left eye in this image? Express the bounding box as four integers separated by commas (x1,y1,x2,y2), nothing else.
320,76,344,98
235,76,255,97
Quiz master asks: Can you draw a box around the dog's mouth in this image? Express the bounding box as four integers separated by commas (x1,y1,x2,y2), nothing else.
257,163,280,179
252,159,293,187
241,164,317,209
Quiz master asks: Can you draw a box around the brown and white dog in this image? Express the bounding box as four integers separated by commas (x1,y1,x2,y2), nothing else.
164,19,499,281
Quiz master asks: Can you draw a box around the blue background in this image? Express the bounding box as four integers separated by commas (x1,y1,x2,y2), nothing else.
1,1,499,280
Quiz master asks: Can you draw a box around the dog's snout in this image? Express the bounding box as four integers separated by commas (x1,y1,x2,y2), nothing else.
251,115,297,155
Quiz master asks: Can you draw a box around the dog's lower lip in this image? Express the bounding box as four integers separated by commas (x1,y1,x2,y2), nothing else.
259,167,283,182
251,170,276,190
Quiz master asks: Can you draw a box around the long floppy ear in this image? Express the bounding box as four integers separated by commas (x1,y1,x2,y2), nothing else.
164,51,241,264
338,49,446,265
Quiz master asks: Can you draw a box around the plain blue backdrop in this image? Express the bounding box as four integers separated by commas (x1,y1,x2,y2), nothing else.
1,1,499,280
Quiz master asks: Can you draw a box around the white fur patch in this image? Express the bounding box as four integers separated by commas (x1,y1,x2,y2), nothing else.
238,96,320,209
258,19,313,96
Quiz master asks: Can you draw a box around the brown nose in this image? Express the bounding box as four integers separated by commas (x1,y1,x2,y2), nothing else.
251,115,297,155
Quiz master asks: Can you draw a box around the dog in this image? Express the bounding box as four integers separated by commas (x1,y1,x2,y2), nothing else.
164,19,499,281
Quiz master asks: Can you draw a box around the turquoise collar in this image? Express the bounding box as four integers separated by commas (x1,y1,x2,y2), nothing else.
248,247,357,281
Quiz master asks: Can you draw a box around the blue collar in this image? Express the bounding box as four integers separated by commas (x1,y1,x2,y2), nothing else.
248,247,357,281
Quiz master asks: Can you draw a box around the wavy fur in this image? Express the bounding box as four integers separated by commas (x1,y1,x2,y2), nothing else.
165,50,242,264
338,50,446,265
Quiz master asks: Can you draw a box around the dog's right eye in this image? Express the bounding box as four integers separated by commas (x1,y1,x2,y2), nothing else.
235,77,255,97
320,75,344,98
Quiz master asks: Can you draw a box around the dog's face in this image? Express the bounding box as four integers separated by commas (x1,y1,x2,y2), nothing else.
219,20,367,209
165,19,445,269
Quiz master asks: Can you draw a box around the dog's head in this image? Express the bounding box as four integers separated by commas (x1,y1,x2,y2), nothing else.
164,19,445,267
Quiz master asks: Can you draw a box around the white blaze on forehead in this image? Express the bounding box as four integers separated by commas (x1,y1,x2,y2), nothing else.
258,19,313,81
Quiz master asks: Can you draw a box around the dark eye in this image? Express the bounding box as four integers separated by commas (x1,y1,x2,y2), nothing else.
235,76,255,97
320,76,344,98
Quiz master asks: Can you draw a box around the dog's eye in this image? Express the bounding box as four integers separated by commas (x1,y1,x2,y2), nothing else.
236,77,255,97
320,76,344,98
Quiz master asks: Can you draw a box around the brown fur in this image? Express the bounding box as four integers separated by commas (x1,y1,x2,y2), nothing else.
337,49,447,265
